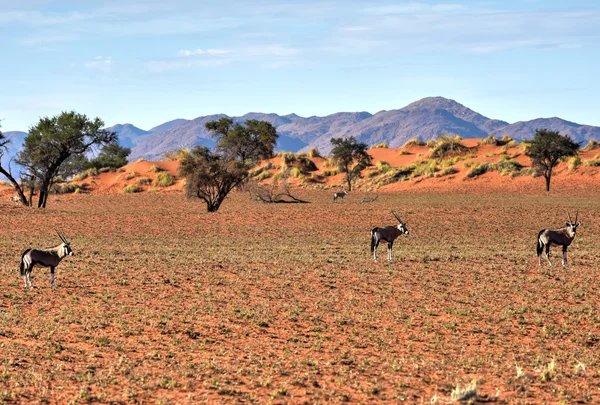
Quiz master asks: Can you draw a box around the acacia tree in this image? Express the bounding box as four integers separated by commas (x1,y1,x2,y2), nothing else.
525,129,580,192
330,136,371,191
0,124,29,205
180,118,278,212
85,143,131,169
16,111,116,208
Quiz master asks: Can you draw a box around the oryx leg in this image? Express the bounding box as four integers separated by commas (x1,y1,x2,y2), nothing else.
26,269,34,288
545,244,552,266
373,239,380,261
50,266,55,288
562,246,568,267
387,242,393,261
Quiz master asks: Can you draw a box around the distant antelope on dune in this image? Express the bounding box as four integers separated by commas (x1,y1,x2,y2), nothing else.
333,190,348,201
537,210,580,267
371,211,410,261
20,231,74,288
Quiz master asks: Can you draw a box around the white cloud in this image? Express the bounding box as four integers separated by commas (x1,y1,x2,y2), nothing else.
85,56,113,72
178,48,232,57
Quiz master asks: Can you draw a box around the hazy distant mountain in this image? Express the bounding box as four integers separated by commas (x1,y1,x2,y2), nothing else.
131,96,600,159
495,117,600,144
6,97,600,164
106,124,153,149
149,119,189,134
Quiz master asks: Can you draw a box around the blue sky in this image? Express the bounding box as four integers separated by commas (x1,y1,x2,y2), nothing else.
1,0,599,131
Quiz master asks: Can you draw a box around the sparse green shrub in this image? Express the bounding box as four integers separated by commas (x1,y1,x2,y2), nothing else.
518,166,542,177
399,150,411,155
54,182,80,194
466,163,490,178
484,153,495,157
430,135,469,159
412,159,438,178
136,177,152,185
442,156,467,167
492,159,522,176
307,148,322,158
164,148,191,161
123,185,142,193
322,169,339,176
503,140,520,150
290,167,304,179
370,142,388,149
375,160,393,174
298,157,318,171
404,138,426,147
583,139,600,151
426,139,436,148
439,167,459,176
451,380,478,402
150,165,165,173
279,152,297,165
153,172,175,187
568,156,581,171
479,134,498,145
98,167,114,173
583,158,600,167
72,168,99,181
256,171,273,181
124,172,138,180
499,135,513,145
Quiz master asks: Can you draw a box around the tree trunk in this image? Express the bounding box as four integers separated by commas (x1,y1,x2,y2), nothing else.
0,167,29,206
545,167,552,192
346,173,352,192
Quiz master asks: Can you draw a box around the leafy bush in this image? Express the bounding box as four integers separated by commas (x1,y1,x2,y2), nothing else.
412,159,438,178
307,148,321,158
150,165,165,172
298,157,318,171
465,163,490,178
153,172,175,187
568,156,581,171
322,169,339,176
124,172,138,180
164,148,191,161
72,168,99,181
375,160,393,174
256,171,273,181
479,134,498,145
582,139,600,151
123,185,142,193
439,167,459,176
503,140,520,150
430,135,469,159
583,159,600,167
290,167,305,179
136,177,152,185
404,138,426,147
54,182,80,194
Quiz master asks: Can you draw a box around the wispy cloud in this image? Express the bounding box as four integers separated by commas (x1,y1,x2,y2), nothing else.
85,56,113,72
178,48,232,57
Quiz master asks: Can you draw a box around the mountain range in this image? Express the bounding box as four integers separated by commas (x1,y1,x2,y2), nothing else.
4,97,600,166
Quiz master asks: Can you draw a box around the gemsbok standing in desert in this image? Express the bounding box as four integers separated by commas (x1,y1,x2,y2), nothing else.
333,190,348,201
20,231,74,288
371,211,410,261
537,210,580,267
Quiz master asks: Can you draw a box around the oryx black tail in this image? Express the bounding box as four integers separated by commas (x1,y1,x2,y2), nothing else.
20,249,31,276
536,230,544,257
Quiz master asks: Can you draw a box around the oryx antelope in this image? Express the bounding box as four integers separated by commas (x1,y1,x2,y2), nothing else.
537,210,580,267
10,195,20,205
333,190,348,201
371,211,409,261
20,231,74,288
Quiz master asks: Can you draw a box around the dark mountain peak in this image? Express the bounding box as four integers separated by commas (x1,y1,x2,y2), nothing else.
402,96,466,111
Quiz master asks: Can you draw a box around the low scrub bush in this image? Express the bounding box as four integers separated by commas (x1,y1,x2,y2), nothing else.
322,169,339,177
370,142,388,149
583,158,600,167
439,167,459,176
153,172,175,187
375,160,393,174
124,172,138,180
150,165,165,173
465,163,490,178
54,182,80,194
307,148,322,158
404,138,426,147
583,139,600,151
256,171,274,181
430,135,469,159
164,148,191,161
479,134,498,145
568,156,581,171
136,177,152,185
123,185,142,193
